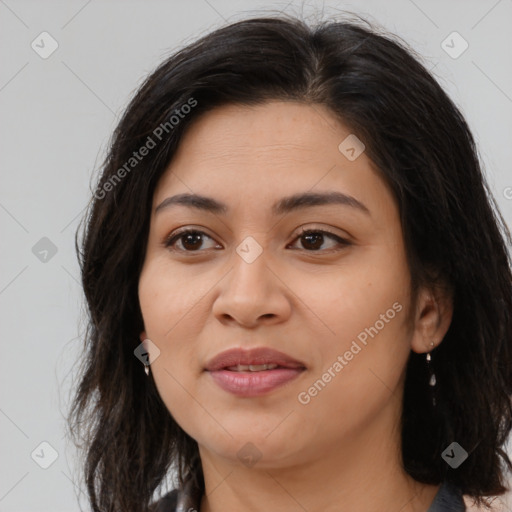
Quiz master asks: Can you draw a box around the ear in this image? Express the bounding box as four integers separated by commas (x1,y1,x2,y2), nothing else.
410,283,453,354
139,331,148,343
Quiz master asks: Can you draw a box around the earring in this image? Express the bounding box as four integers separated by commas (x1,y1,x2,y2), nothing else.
426,341,436,405
426,343,436,386
144,364,150,376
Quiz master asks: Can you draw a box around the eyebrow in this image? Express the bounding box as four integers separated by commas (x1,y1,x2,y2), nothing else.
155,191,371,217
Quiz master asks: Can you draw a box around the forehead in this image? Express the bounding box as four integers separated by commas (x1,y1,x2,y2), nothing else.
152,101,392,217
165,101,345,167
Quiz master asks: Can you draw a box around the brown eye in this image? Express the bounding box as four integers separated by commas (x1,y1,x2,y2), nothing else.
289,229,351,252
164,229,219,252
164,227,350,254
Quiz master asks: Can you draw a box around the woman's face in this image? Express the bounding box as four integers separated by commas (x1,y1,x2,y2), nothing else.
138,100,427,469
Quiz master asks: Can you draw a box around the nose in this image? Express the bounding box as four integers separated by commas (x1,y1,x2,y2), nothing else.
211,241,292,328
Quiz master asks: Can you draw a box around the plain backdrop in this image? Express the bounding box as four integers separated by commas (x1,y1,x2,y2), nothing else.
1,1,511,510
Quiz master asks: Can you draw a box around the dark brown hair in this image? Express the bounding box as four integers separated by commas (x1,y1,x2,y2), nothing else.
68,12,512,512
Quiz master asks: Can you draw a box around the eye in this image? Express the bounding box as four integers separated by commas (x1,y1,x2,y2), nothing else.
164,227,350,254
288,227,351,252
164,229,221,252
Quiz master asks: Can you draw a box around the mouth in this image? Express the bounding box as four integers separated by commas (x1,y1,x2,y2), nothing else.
205,346,306,372
205,347,306,397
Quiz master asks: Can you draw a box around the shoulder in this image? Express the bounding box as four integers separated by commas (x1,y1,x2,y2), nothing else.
428,482,466,511
149,489,179,512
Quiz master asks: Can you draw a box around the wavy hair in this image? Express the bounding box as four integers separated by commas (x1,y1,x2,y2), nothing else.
67,12,512,512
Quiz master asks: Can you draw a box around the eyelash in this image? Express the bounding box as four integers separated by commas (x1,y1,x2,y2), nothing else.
163,227,351,254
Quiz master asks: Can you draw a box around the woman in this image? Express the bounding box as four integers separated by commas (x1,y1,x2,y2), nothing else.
68,12,512,512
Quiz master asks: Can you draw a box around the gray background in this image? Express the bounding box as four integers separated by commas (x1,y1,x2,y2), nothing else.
1,0,511,510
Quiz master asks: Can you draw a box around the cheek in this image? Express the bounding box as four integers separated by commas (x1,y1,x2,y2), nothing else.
294,258,410,349
138,263,214,417
138,259,217,341
289,256,411,420
293,301,410,447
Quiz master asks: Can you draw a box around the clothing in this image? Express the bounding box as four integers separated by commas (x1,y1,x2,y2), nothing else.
151,479,466,511
428,482,466,511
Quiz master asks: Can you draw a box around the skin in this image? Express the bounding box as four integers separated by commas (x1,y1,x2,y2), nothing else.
138,101,454,512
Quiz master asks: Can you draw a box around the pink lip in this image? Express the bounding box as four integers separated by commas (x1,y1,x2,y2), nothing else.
205,347,305,372
209,368,304,397
204,347,306,397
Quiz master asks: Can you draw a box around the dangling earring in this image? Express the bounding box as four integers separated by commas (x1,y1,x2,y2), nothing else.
144,364,150,376
426,341,436,405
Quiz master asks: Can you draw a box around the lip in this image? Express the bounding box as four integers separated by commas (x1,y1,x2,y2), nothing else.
205,347,306,397
205,347,306,372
